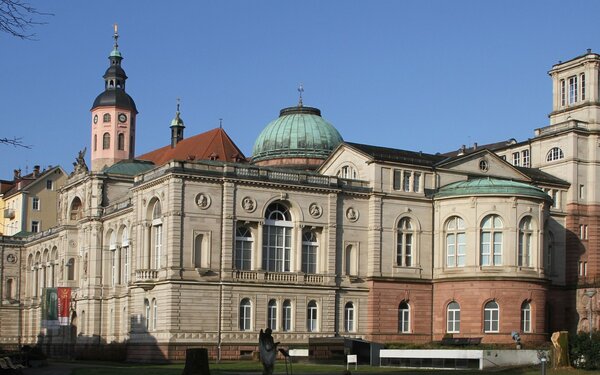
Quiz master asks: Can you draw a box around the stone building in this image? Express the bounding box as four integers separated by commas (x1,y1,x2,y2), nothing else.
0,32,598,361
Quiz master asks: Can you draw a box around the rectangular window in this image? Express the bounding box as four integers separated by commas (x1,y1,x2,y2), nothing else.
579,261,584,276
512,152,520,166
46,179,53,190
457,233,466,267
32,197,40,210
31,221,39,233
580,224,588,240
521,307,531,333
393,170,401,190
403,171,411,192
584,261,588,276
569,76,578,104
560,79,566,106
579,184,585,199
581,73,586,100
480,232,491,266
413,172,421,192
282,303,292,332
521,150,530,167
552,190,559,209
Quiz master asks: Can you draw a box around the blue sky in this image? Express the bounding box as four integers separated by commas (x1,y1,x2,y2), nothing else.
2,0,599,179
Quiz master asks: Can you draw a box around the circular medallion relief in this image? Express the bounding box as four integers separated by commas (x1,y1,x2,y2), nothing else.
6,253,17,264
195,193,211,209
241,196,256,212
309,203,323,218
346,207,359,222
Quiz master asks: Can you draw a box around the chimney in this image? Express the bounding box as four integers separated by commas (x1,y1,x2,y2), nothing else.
473,142,478,150
33,165,40,177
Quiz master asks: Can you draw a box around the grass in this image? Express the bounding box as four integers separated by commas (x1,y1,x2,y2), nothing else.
63,360,600,375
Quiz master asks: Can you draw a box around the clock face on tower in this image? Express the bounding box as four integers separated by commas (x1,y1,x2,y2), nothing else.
118,113,127,123
93,114,98,124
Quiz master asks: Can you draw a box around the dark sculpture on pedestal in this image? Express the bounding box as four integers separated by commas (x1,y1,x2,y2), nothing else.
259,328,279,375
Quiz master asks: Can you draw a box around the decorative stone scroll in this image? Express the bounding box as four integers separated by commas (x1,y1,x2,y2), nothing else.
309,203,322,218
195,193,211,209
242,196,256,212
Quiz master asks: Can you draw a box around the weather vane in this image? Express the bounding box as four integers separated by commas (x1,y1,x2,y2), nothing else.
113,23,119,49
176,97,181,113
219,118,223,129
298,83,304,107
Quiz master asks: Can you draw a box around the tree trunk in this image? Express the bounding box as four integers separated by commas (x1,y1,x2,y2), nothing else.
182,348,210,375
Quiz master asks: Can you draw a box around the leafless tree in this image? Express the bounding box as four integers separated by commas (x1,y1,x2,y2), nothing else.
0,0,52,40
0,137,30,148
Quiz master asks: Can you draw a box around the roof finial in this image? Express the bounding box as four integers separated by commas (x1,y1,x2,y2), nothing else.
176,97,181,115
113,23,119,50
219,118,223,129
298,83,304,107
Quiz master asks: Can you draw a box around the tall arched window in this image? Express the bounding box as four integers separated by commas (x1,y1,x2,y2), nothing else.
109,231,117,286
66,257,75,281
521,301,531,333
69,197,82,221
345,244,357,276
307,300,318,332
302,230,318,274
152,298,158,331
267,299,277,331
484,301,499,333
235,226,252,270
447,301,460,333
239,298,252,331
344,302,355,332
122,228,129,284
546,147,564,162
446,216,466,267
103,132,111,150
151,201,163,269
262,202,292,272
480,215,503,266
397,218,413,267
398,301,410,333
518,217,533,267
282,300,292,332
117,133,125,151
144,299,150,330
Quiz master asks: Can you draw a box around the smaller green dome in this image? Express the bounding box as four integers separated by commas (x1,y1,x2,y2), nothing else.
435,178,551,201
110,48,122,58
252,106,343,165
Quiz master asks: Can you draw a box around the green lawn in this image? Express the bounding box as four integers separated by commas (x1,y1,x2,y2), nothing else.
65,361,600,375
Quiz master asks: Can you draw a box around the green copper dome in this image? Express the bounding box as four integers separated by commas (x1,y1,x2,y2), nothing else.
252,106,343,166
435,178,551,201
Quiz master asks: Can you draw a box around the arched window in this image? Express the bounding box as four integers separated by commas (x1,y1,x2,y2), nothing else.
301,230,318,274
267,299,277,331
398,301,410,333
480,215,503,266
144,299,150,330
546,147,564,162
194,234,203,268
307,300,318,332
117,133,125,151
151,201,163,269
235,226,252,270
67,258,75,281
397,218,413,267
103,113,111,123
518,217,533,267
103,132,111,150
344,302,355,332
484,301,499,333
521,301,531,333
262,202,292,272
239,298,252,331
152,298,158,331
337,165,357,179
109,232,117,286
447,301,460,333
122,228,129,284
446,216,466,267
282,300,292,332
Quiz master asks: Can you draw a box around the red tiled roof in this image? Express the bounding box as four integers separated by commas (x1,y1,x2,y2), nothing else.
137,127,247,165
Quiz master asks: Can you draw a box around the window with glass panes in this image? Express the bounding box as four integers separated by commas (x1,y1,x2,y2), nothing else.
301,230,318,274
446,216,466,267
262,203,292,272
235,226,253,270
518,217,533,267
397,218,413,267
480,215,503,266
307,301,318,332
344,302,355,332
240,299,252,331
521,302,531,333
282,300,292,332
447,301,460,333
398,301,410,333
484,301,499,333
267,300,277,331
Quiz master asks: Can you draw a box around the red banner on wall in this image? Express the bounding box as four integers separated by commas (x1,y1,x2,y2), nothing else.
57,287,71,326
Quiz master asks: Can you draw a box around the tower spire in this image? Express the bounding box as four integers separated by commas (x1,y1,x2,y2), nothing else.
170,98,185,148
298,83,304,107
113,23,119,51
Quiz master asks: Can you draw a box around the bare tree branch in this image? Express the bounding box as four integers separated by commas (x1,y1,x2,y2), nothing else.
0,0,52,40
0,137,31,148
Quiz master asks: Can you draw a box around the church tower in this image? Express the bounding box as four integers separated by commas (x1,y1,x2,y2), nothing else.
90,25,138,172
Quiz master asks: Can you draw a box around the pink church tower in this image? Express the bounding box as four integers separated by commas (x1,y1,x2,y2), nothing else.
91,25,138,172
